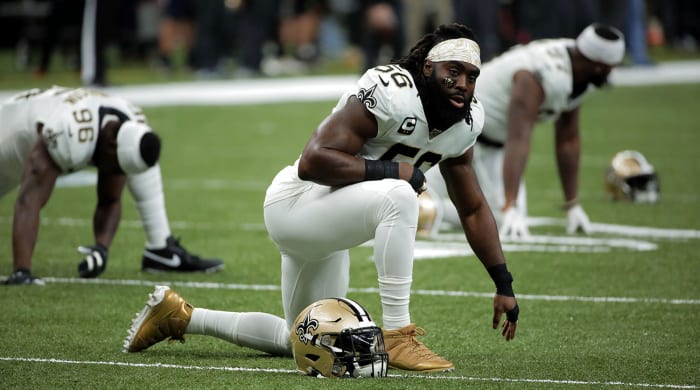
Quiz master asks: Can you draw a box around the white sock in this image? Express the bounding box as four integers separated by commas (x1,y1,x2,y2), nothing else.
377,276,412,330
186,308,291,356
127,166,171,248
372,185,417,330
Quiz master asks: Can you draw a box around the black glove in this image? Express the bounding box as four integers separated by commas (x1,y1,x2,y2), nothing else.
77,244,108,278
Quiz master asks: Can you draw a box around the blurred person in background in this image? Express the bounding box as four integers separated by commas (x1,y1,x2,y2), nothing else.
504,0,654,66
334,0,405,72
452,0,501,62
155,0,196,73
81,0,141,86
0,87,223,285
263,0,324,75
599,0,653,65
425,23,626,238
34,0,84,79
185,0,281,78
623,0,653,65
509,0,598,42
403,0,452,47
357,0,404,70
233,0,281,77
190,0,230,78
652,0,700,52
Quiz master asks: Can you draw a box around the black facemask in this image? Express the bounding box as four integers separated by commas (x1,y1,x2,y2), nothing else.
416,70,471,131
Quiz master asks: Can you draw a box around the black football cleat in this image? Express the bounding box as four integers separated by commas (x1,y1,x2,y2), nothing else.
2,269,46,286
142,236,224,273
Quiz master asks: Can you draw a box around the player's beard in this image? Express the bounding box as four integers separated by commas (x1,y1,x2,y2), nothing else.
416,71,471,131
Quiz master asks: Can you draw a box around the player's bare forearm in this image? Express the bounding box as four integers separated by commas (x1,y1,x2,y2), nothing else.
555,132,581,202
555,109,581,202
556,146,580,202
463,203,507,269
11,140,59,270
502,139,530,208
504,71,541,206
92,202,121,248
12,202,41,270
440,152,507,268
94,172,127,247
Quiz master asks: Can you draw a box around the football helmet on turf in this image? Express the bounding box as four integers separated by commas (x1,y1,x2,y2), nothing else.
605,150,660,203
290,298,388,378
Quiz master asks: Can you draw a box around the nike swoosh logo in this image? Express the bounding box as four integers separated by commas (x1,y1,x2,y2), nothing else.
378,75,390,87
144,252,181,267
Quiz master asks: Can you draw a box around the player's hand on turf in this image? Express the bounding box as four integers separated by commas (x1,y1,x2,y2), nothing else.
566,204,592,234
77,244,108,278
499,206,531,239
493,294,518,341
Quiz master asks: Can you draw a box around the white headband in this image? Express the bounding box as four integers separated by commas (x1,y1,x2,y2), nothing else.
576,24,625,65
426,38,481,68
116,121,153,174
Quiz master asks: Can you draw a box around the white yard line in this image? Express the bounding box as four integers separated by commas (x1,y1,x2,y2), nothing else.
17,277,700,305
0,357,696,388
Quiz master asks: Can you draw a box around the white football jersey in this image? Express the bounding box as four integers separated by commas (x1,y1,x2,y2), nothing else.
334,64,484,172
264,65,484,206
0,86,146,177
475,39,593,143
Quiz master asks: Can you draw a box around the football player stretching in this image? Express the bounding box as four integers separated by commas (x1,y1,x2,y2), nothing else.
124,23,519,373
0,87,223,284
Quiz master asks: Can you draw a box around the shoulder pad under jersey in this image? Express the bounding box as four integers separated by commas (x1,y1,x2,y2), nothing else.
529,40,574,104
41,94,101,173
355,65,423,136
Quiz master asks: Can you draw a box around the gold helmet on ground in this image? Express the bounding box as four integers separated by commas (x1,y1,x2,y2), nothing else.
605,150,660,203
290,298,388,378
417,190,443,238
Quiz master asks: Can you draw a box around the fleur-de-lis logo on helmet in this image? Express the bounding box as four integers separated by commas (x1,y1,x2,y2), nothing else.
294,313,319,345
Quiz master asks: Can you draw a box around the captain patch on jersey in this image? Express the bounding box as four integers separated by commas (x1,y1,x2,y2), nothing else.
334,65,484,173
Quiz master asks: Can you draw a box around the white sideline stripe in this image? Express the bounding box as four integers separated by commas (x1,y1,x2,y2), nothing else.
0,357,696,388
0,61,698,107
609,60,700,86
54,173,270,191
34,277,700,305
2,215,696,240
0,216,247,231
413,234,660,258
0,356,296,374
529,217,700,239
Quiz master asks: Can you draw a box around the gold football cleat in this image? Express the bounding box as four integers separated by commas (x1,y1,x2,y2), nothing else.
123,285,193,353
382,324,454,372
